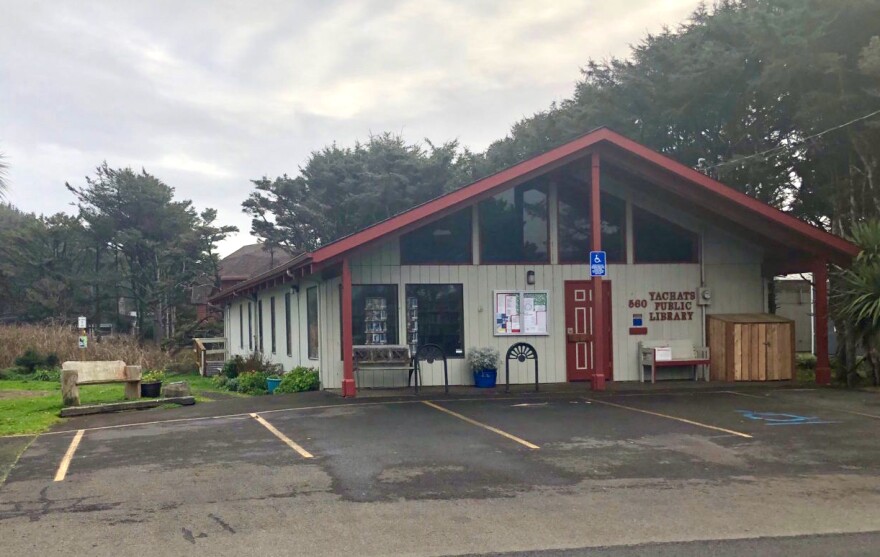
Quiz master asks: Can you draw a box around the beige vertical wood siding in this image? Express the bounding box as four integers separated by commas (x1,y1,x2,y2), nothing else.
227,182,766,389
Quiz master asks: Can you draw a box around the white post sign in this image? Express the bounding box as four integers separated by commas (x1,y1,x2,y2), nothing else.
78,316,87,329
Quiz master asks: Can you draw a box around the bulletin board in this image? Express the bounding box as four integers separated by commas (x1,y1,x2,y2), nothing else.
493,290,550,336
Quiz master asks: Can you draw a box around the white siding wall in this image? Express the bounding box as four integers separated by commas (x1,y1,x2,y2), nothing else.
228,184,766,389
224,282,313,375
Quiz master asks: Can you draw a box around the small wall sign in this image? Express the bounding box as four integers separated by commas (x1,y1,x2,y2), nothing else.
647,290,696,321
589,251,606,277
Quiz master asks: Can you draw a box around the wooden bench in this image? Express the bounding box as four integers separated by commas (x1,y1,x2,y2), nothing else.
353,345,415,390
639,340,710,383
61,360,142,407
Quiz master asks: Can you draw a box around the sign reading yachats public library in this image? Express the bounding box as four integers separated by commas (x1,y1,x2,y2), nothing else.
647,290,696,322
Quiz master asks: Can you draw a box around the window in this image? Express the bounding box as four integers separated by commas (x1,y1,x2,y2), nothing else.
405,284,464,358
270,296,277,354
352,285,398,345
307,287,318,360
258,300,264,352
239,304,244,349
248,302,253,350
285,293,293,356
633,207,699,263
557,183,626,263
400,209,472,264
480,182,548,263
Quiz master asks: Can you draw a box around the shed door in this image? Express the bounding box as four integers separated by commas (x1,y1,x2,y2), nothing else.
564,280,613,381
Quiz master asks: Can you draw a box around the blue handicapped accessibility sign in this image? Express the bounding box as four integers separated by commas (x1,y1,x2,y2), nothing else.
736,410,837,426
589,251,606,277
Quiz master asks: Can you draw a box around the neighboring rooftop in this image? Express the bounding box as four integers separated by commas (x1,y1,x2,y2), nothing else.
219,243,299,281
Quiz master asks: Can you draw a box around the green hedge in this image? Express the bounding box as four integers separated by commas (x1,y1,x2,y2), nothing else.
275,367,320,393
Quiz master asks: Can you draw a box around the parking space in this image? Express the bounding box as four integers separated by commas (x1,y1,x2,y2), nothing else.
3,386,880,556
6,388,880,496
261,401,568,502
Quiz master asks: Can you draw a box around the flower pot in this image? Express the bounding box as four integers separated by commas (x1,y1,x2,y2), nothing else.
141,381,162,398
267,377,282,394
473,368,498,388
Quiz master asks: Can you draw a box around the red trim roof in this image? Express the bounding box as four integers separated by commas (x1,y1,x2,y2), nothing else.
211,127,858,303
308,127,857,264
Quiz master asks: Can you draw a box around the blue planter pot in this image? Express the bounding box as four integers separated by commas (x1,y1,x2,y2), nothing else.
267,377,282,394
473,369,498,388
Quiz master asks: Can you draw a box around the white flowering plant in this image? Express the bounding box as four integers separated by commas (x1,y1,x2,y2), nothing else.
466,347,500,372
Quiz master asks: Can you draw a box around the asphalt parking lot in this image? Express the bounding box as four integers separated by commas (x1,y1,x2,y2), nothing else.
2,386,880,556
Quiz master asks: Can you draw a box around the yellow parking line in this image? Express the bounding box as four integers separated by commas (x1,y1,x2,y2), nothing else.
422,401,540,449
54,429,85,482
590,399,753,439
250,413,313,458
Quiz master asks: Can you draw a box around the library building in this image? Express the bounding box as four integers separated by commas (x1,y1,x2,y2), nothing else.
211,128,859,397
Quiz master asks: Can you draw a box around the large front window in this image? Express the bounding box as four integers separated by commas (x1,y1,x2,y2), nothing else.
557,182,626,263
307,287,318,359
633,207,699,263
400,209,472,264
405,284,464,358
258,300,264,352
479,182,548,263
352,285,399,345
284,293,292,356
270,296,277,354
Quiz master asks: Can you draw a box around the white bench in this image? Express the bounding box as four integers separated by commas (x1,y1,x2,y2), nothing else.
61,360,142,407
638,340,710,383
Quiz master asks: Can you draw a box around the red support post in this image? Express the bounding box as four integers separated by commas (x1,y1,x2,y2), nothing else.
813,260,831,385
341,258,357,397
591,152,607,384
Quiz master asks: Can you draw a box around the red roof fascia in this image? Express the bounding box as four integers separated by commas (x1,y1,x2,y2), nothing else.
309,132,603,264
598,131,859,258
309,127,858,265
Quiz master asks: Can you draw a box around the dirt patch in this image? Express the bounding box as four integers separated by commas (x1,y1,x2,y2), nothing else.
0,390,52,400
195,391,239,402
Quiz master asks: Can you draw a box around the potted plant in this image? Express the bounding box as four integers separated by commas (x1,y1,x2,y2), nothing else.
266,373,283,394
467,347,500,388
141,370,166,398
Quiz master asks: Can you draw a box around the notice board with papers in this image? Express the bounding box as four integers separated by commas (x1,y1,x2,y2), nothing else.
493,290,550,336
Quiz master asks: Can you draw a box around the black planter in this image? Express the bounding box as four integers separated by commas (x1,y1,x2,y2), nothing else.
141,381,162,398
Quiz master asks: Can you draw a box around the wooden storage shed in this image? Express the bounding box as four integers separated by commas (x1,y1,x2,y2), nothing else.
707,314,795,381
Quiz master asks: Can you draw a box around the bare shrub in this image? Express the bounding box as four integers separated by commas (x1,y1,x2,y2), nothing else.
0,323,182,369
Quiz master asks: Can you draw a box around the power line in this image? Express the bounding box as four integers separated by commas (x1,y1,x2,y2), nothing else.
704,107,880,170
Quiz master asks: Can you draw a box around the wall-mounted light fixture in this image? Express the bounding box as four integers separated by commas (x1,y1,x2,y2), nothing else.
526,270,536,285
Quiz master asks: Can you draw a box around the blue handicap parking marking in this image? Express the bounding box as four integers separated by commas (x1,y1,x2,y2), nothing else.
736,410,837,426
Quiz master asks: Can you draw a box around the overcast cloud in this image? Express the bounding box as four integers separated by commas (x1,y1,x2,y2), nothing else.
0,0,699,255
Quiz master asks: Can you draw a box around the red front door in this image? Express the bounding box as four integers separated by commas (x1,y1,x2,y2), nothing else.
564,280,613,381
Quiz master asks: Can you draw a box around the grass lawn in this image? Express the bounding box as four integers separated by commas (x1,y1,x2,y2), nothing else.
0,372,241,437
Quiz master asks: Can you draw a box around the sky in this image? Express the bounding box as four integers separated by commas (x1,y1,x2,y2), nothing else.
0,0,700,256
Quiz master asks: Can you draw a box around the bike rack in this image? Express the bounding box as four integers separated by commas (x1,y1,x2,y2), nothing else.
505,342,539,393
412,344,449,395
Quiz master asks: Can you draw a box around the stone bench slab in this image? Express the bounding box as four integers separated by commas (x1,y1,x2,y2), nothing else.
59,397,195,417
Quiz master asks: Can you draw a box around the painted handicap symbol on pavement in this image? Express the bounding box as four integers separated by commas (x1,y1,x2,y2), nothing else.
736,410,837,426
